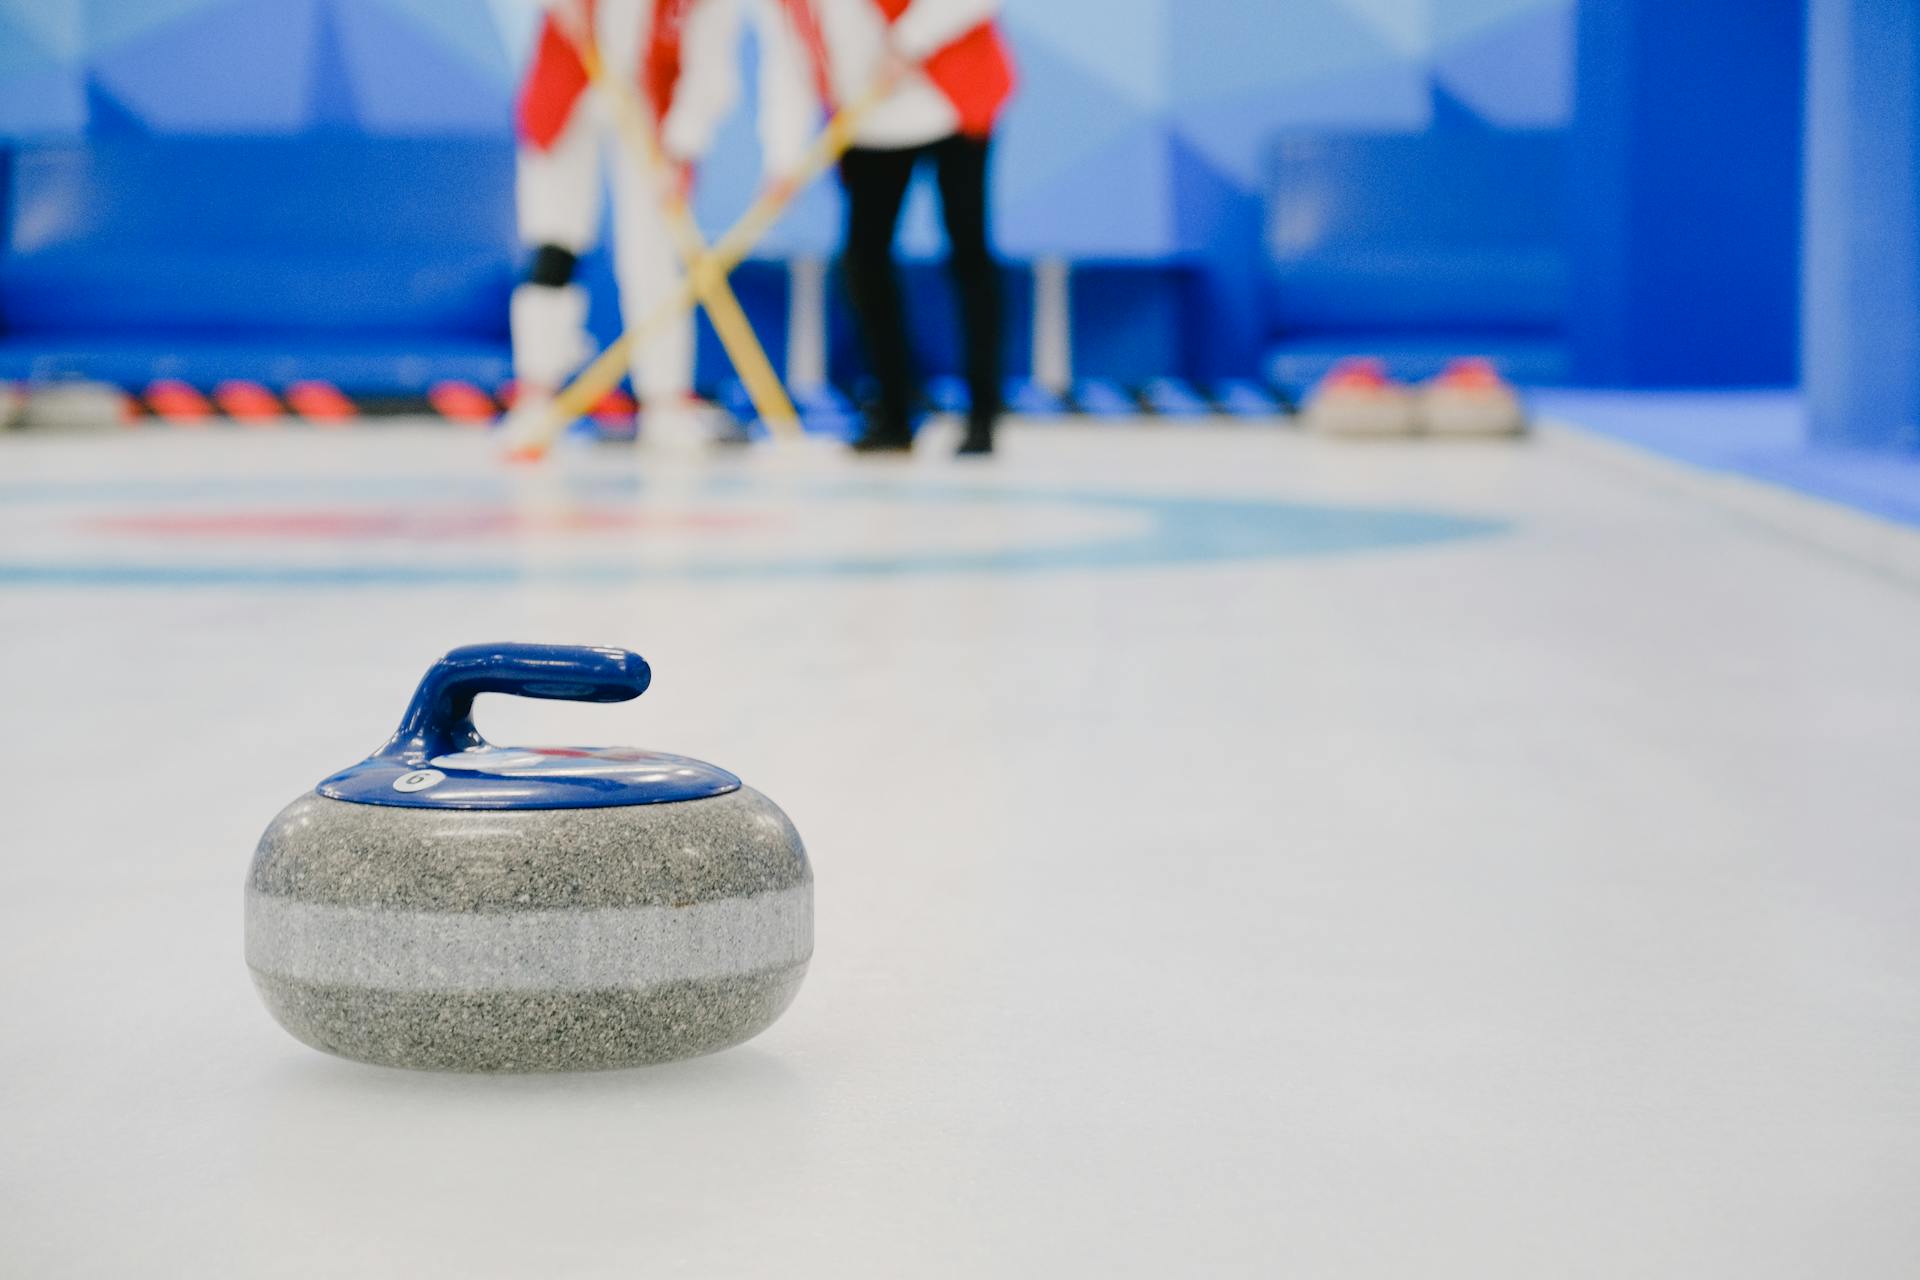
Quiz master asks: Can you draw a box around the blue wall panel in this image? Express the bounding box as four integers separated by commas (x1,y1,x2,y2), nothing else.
1566,0,1804,388
1803,0,1920,450
2,139,515,356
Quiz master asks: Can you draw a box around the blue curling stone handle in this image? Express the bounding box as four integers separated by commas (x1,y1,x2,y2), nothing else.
317,643,740,810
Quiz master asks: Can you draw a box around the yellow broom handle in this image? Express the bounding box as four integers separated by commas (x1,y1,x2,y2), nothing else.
571,36,801,440
510,84,889,460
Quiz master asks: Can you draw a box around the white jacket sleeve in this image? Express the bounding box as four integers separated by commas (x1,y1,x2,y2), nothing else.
889,0,1001,63
538,0,590,45
660,0,745,162
752,0,819,177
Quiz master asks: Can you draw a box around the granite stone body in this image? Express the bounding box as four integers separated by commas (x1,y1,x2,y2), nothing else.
245,786,812,1072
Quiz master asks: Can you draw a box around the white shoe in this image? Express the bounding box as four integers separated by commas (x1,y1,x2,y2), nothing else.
640,400,722,454
1419,359,1527,437
1301,358,1420,437
498,385,561,451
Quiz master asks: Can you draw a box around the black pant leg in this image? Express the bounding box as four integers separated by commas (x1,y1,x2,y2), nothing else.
839,145,923,437
932,134,1001,433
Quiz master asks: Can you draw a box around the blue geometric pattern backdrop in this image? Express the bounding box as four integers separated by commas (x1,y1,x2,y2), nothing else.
0,0,1576,381
1,0,1574,236
0,0,539,138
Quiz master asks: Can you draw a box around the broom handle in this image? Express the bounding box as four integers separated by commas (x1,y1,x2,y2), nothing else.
510,83,889,458
572,36,801,440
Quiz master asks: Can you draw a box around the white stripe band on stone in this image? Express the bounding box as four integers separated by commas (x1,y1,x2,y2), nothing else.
245,885,812,993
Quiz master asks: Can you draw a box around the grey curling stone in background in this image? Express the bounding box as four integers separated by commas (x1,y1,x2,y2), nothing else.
244,643,812,1072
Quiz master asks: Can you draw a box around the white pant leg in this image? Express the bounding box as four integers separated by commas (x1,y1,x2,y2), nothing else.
509,281,591,390
512,106,603,391
516,103,603,254
595,0,696,407
609,146,696,406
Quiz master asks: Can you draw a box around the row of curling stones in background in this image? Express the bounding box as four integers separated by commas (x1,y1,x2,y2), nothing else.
244,644,813,1072
1301,357,1527,438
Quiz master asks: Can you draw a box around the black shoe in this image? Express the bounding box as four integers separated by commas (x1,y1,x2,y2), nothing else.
956,417,995,456
850,430,912,454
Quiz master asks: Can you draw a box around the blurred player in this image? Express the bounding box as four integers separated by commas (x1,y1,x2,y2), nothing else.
757,0,1015,455
507,0,754,446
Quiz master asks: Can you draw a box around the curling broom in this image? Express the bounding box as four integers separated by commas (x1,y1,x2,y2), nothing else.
504,82,888,462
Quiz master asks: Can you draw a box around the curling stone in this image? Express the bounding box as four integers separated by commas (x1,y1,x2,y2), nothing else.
1301,357,1420,437
244,643,812,1072
1419,358,1528,437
